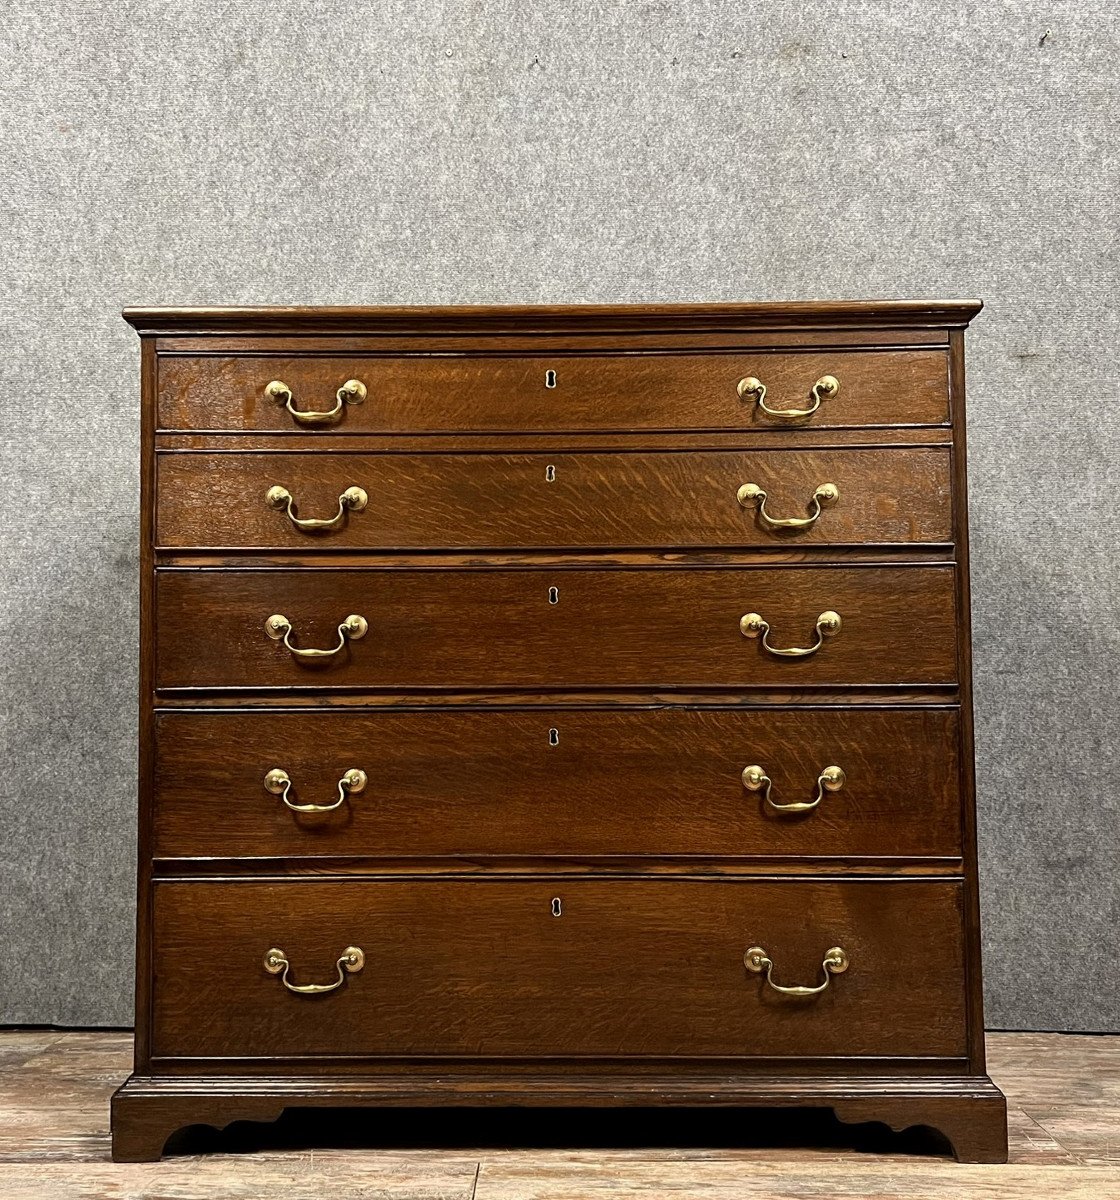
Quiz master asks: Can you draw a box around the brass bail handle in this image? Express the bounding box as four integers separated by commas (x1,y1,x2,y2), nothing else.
737,482,839,531
265,378,366,427
265,613,368,662
267,484,368,532
740,610,841,658
737,373,839,420
744,945,849,996
264,767,368,813
264,946,365,995
742,765,846,813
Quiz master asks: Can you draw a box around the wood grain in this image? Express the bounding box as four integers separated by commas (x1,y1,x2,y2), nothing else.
149,878,967,1061
155,349,950,434
124,299,983,336
124,302,999,1165
153,564,959,691
155,447,953,550
3,1031,1117,1194
151,707,962,861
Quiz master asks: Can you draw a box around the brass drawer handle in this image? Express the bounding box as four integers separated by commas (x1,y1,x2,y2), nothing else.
744,945,849,996
264,946,365,994
742,764,846,812
737,482,838,530
264,767,368,813
737,373,839,420
265,378,366,427
267,485,368,532
265,613,368,661
740,610,841,657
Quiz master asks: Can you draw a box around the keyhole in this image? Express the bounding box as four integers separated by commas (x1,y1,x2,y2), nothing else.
551,897,563,917
545,464,556,483
548,727,559,746
548,586,559,605
545,369,557,388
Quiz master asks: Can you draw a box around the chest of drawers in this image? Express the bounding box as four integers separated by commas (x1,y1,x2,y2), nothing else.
111,302,1007,1163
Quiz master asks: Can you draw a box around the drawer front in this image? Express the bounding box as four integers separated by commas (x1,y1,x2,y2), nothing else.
156,351,950,433
152,708,963,860
156,448,953,551
150,879,968,1060
154,565,958,691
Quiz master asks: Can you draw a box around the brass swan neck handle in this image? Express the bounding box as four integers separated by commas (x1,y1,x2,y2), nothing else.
264,767,368,813
265,613,368,661
737,373,839,420
264,946,365,994
737,482,838,531
740,610,841,658
742,764,846,812
267,485,368,532
744,945,849,996
265,378,366,427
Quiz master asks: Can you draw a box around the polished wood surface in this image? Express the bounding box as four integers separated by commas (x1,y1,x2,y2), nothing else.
4,1031,1115,1197
151,706,963,861
119,302,1001,1164
125,298,983,334
154,564,959,691
150,873,969,1060
156,350,950,434
150,878,966,1060
156,447,953,550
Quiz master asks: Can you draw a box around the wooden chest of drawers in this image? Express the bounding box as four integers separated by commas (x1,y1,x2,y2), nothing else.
111,302,1007,1163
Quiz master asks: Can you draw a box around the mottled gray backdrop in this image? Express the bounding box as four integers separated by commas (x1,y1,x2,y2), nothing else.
1,1,1117,1030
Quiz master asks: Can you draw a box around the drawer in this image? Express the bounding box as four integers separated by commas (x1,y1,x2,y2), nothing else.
156,351,950,433
154,565,958,691
150,879,968,1060
152,708,963,860
155,448,953,551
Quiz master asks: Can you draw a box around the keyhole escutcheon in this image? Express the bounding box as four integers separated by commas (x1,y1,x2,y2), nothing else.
545,464,556,483
545,369,557,388
548,586,559,605
551,897,563,917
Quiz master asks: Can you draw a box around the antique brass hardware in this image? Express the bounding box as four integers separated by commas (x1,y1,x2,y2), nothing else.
740,610,841,657
267,485,368,532
741,764,846,812
736,373,839,420
264,767,368,813
263,945,365,994
736,482,838,530
265,378,367,426
265,613,368,661
744,945,849,996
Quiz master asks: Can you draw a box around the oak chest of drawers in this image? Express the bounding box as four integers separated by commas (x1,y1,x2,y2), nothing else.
111,302,1007,1162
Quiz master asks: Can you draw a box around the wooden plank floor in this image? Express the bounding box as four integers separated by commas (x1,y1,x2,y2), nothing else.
0,1031,1117,1197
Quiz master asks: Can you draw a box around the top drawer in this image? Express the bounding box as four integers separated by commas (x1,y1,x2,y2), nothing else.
156,350,950,434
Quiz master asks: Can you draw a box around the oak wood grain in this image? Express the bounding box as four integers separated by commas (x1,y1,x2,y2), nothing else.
155,447,953,551
155,349,949,434
151,707,962,861
149,878,967,1061
153,564,959,692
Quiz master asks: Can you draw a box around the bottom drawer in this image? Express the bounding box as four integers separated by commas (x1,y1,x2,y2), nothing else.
151,879,967,1061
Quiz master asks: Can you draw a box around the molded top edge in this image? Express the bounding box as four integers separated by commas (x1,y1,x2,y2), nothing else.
122,299,983,336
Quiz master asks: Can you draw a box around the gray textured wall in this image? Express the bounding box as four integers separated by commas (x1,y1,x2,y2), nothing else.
1,1,1117,1031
